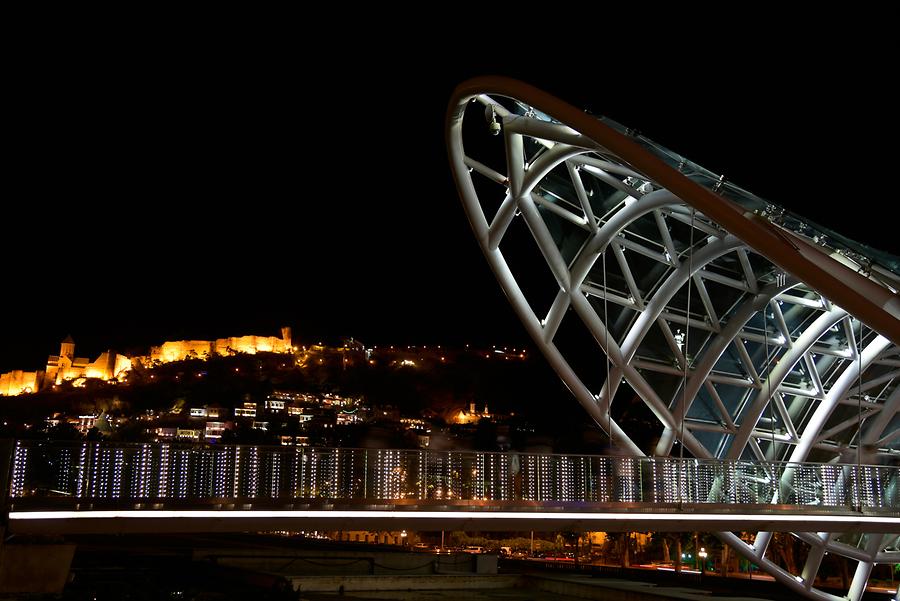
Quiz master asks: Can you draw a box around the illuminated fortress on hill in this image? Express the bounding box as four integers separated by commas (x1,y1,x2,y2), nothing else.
145,326,293,363
0,327,292,396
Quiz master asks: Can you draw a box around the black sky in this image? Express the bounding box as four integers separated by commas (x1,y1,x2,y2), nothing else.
4,35,896,373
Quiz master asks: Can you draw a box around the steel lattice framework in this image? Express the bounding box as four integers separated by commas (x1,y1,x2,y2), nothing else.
447,77,900,601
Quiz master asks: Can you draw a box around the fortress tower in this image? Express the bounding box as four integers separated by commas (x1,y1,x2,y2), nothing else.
59,335,75,359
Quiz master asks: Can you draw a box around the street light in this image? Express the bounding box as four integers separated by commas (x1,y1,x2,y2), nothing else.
698,547,708,580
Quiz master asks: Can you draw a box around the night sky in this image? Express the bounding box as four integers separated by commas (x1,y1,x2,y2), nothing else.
4,38,896,373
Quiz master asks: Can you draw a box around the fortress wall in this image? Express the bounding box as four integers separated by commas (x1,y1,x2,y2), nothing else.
151,340,215,363
214,335,289,355
114,354,132,378
0,370,40,396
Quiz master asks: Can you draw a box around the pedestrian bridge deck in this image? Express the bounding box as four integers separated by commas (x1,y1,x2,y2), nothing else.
5,441,898,534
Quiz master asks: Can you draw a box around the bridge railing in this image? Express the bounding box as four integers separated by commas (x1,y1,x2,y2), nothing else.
5,440,898,511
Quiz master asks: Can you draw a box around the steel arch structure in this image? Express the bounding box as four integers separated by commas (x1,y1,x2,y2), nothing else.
447,77,900,601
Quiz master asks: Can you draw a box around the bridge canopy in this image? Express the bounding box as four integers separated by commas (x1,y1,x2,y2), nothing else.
447,76,900,601
448,78,900,465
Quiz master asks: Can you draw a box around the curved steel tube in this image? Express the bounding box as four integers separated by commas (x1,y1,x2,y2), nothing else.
447,76,900,600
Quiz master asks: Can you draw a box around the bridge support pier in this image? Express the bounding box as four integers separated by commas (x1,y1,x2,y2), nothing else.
0,541,76,596
0,439,76,596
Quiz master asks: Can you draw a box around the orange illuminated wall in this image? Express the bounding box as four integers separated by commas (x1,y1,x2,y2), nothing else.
0,370,41,396
148,327,293,363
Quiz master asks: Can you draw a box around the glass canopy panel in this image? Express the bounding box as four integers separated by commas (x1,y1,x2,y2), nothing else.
505,102,900,280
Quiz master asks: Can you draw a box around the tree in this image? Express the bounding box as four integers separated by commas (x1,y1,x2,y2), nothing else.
769,532,807,576
45,420,80,440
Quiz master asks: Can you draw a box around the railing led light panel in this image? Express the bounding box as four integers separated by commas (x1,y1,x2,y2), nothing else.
8,441,898,510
